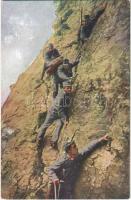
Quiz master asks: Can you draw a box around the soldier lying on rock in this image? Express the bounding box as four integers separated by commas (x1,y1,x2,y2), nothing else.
78,2,107,45
47,134,110,199
37,81,74,158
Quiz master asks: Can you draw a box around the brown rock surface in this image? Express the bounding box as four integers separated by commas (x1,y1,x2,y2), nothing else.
1,0,129,199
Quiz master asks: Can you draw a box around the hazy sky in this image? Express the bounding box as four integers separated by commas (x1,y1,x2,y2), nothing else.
1,1,56,105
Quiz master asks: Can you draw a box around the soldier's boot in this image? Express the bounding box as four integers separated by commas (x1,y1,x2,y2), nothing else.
36,139,44,165
33,140,45,176
36,139,44,156
33,155,44,176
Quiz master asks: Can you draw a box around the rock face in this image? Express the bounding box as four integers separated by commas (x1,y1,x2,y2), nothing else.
1,0,130,199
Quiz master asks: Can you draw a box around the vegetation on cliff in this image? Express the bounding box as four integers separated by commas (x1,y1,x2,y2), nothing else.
2,0,129,199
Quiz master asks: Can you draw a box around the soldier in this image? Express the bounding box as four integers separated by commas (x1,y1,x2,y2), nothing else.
78,3,107,44
57,58,79,82
41,43,61,98
51,57,79,98
47,134,110,199
41,43,60,79
37,81,73,157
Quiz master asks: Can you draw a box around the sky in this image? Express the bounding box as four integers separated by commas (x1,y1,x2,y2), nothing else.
1,1,56,105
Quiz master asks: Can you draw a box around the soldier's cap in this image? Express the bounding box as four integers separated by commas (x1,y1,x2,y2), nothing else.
63,58,69,64
63,80,72,87
48,43,54,48
64,140,76,153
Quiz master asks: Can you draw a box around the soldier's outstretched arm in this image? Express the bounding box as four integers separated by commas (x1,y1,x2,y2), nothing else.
48,158,65,182
80,134,109,159
70,60,79,68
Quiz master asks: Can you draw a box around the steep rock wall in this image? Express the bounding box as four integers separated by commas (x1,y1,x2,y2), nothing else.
2,0,130,199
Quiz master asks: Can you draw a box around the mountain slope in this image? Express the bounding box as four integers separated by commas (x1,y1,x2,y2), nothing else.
2,0,130,199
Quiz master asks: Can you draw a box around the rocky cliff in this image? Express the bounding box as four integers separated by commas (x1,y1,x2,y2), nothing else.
1,0,130,199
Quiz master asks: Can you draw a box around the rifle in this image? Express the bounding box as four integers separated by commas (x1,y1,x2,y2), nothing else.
77,7,84,49
70,128,80,142
80,7,83,27
75,50,81,61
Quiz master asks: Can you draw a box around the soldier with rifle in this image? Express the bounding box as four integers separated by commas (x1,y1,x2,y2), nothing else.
78,2,107,45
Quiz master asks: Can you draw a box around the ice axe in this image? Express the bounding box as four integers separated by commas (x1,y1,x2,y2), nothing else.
70,128,80,142
53,180,64,199
54,182,57,200
65,128,80,144
58,180,64,199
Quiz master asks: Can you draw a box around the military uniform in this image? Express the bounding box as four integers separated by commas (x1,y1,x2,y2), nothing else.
37,89,72,149
57,60,79,81
45,48,60,63
78,8,105,43
48,139,105,199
